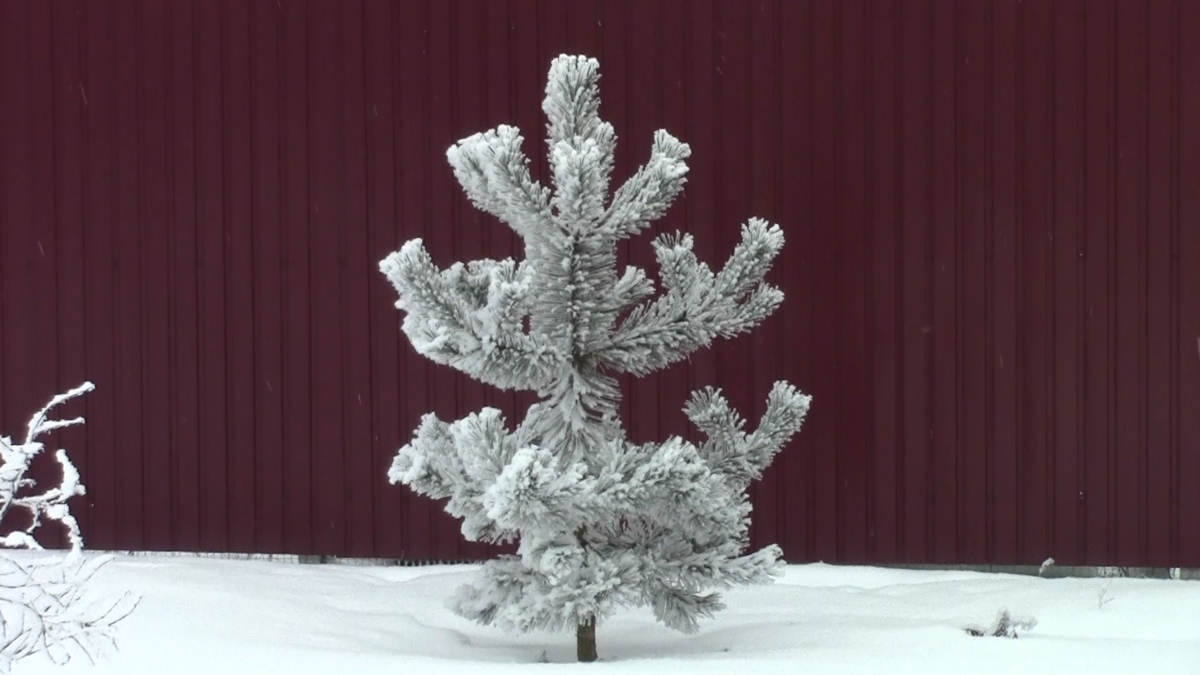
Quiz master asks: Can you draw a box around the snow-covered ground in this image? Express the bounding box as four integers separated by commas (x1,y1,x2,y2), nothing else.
16,554,1200,674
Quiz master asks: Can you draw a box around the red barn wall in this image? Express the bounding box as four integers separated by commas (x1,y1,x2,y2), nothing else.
1,0,1198,565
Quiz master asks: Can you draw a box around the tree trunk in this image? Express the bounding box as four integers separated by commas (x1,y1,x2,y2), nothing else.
576,616,598,662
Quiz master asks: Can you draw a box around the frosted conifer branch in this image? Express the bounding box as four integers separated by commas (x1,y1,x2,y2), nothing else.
544,56,607,148
605,266,656,312
388,414,461,501
602,130,692,236
649,585,725,633
390,410,521,544
597,219,786,375
544,55,616,227
483,447,594,534
447,126,552,238
380,241,561,391
685,381,813,488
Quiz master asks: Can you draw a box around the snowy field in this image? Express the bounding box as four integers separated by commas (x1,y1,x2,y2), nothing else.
15,554,1200,675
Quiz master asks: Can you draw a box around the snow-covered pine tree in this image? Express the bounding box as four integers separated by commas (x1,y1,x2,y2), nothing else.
380,54,811,663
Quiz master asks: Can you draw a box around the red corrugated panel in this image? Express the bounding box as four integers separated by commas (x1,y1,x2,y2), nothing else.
1,0,1198,566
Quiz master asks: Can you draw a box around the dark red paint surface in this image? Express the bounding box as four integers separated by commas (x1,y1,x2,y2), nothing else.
1,0,1197,565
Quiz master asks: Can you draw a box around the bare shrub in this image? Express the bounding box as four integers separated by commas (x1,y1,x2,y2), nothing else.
0,383,137,671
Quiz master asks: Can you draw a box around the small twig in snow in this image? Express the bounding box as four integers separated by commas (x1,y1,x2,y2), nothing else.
1098,580,1115,610
965,609,1037,639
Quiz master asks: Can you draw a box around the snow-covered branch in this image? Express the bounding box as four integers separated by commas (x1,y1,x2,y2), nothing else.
601,130,692,237
446,126,553,239
543,56,609,152
0,553,138,671
0,382,137,672
389,410,522,545
597,525,782,633
597,219,786,375
544,56,617,229
685,381,813,489
0,382,94,551
380,241,562,391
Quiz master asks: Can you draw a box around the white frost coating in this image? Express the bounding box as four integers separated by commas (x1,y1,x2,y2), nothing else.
0,382,94,553
0,382,137,671
380,55,813,643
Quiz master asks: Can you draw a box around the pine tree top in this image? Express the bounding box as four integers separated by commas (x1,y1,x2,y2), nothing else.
381,55,788,449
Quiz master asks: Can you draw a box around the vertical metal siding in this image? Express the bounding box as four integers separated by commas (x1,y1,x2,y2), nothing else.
0,0,1197,566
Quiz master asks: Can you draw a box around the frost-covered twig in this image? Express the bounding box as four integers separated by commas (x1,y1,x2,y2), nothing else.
1098,580,1115,610
0,553,138,670
0,383,137,672
0,382,95,548
965,609,1037,638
